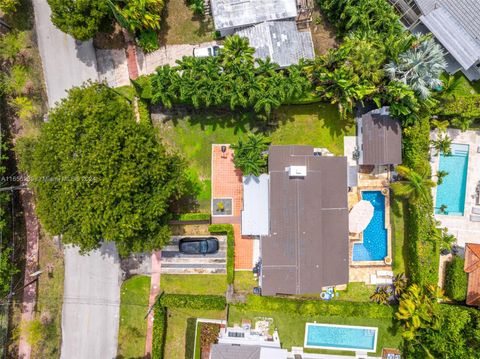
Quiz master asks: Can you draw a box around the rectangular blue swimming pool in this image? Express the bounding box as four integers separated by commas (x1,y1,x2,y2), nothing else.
304,323,378,352
435,143,469,216
352,191,387,261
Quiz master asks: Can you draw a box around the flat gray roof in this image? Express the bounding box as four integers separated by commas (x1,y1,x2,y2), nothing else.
235,21,315,67
242,174,269,236
211,0,297,31
361,110,402,166
261,146,349,296
210,344,261,359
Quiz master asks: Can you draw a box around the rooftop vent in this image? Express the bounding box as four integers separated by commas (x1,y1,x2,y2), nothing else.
288,166,307,177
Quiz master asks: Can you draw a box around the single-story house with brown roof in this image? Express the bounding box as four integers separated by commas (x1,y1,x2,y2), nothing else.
464,243,480,306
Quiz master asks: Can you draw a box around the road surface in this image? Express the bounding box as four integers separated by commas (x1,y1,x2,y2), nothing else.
61,242,121,359
32,0,98,107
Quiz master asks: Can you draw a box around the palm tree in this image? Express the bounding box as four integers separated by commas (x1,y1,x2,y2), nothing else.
451,117,472,132
385,35,447,99
431,134,452,156
430,119,449,133
392,273,407,298
231,133,270,176
436,170,448,185
390,165,436,204
221,35,255,69
370,286,390,305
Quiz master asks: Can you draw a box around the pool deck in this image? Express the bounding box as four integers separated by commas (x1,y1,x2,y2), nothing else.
344,137,393,284
430,129,480,247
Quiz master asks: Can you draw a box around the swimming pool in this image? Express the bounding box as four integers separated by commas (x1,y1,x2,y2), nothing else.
352,191,387,261
304,323,378,352
435,143,469,216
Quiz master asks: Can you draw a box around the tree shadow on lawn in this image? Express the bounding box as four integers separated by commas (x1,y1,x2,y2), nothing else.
185,317,197,359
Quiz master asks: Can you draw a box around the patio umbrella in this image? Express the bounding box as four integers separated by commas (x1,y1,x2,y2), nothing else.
349,200,374,234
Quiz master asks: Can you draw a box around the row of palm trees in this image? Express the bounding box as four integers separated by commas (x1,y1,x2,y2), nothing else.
150,36,310,117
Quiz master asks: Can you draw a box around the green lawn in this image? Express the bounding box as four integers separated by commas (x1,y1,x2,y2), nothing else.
234,271,258,294
391,195,406,275
164,308,225,359
155,103,353,180
117,275,150,358
228,306,402,357
161,274,227,295
335,282,375,302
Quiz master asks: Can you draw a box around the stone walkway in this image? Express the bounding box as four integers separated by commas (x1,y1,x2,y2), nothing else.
145,251,161,358
211,145,254,270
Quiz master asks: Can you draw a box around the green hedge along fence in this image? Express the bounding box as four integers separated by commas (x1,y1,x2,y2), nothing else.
444,257,468,302
208,224,235,285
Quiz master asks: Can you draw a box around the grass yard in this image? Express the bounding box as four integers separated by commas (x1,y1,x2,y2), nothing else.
391,195,406,275
117,276,150,358
161,274,227,295
164,308,225,359
159,0,214,45
156,103,352,180
228,306,402,357
31,230,64,359
335,282,375,302
234,271,258,294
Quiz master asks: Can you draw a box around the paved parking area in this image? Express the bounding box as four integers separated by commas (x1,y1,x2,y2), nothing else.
160,236,226,274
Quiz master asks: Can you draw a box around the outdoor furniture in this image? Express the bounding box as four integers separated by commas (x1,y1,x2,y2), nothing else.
470,214,480,222
472,207,480,215
377,270,394,277
371,275,393,285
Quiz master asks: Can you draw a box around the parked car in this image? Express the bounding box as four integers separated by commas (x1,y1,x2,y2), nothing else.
193,45,223,58
178,237,219,255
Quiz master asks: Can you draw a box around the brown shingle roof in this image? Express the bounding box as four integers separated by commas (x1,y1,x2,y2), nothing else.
464,243,480,306
261,146,349,296
361,111,402,165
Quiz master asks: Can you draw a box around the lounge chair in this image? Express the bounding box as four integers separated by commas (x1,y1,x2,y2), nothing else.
470,214,480,222
377,270,394,277
472,207,480,215
370,275,393,285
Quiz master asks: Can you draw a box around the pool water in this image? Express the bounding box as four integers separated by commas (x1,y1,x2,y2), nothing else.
304,323,377,351
352,191,387,261
435,143,469,216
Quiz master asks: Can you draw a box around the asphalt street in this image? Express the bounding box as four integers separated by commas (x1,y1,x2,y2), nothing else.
32,0,98,107
61,243,121,359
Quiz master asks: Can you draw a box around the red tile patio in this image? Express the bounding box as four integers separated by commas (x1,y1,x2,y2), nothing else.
211,145,253,269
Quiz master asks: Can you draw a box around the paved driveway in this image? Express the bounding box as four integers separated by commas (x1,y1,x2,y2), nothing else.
161,236,227,274
32,0,98,107
61,242,121,359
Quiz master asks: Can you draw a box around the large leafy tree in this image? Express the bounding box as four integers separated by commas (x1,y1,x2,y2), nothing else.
26,83,189,256
391,165,436,204
47,0,111,41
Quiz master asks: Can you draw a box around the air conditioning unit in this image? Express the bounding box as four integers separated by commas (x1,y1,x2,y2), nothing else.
289,166,307,177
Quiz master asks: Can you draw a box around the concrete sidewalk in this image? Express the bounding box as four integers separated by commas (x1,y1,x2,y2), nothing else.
145,251,161,358
32,0,98,107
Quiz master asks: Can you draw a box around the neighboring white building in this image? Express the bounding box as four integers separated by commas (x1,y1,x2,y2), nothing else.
242,175,269,236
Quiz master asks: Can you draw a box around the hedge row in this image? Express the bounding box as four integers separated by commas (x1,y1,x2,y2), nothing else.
402,118,440,285
151,305,166,359
445,257,468,302
208,224,235,284
237,295,395,319
160,294,226,310
178,213,211,221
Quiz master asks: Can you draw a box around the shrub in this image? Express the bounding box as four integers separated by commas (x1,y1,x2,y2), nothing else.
200,323,220,349
231,133,270,176
178,213,210,221
0,0,19,14
151,304,166,359
137,30,160,53
160,294,226,310
444,257,467,302
9,96,38,121
209,224,234,284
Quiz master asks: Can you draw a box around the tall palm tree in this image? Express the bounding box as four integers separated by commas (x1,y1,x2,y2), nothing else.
430,119,449,133
392,273,407,298
221,35,255,69
435,170,448,185
385,35,447,99
370,286,390,305
390,165,436,204
431,134,452,156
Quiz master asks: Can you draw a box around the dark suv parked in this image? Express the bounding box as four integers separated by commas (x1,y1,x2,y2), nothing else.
178,237,219,255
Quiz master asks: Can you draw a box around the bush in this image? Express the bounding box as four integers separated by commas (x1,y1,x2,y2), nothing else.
445,257,467,302
208,224,234,285
151,304,166,359
178,213,210,221
160,294,226,310
200,323,220,349
137,30,160,53
239,295,395,319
